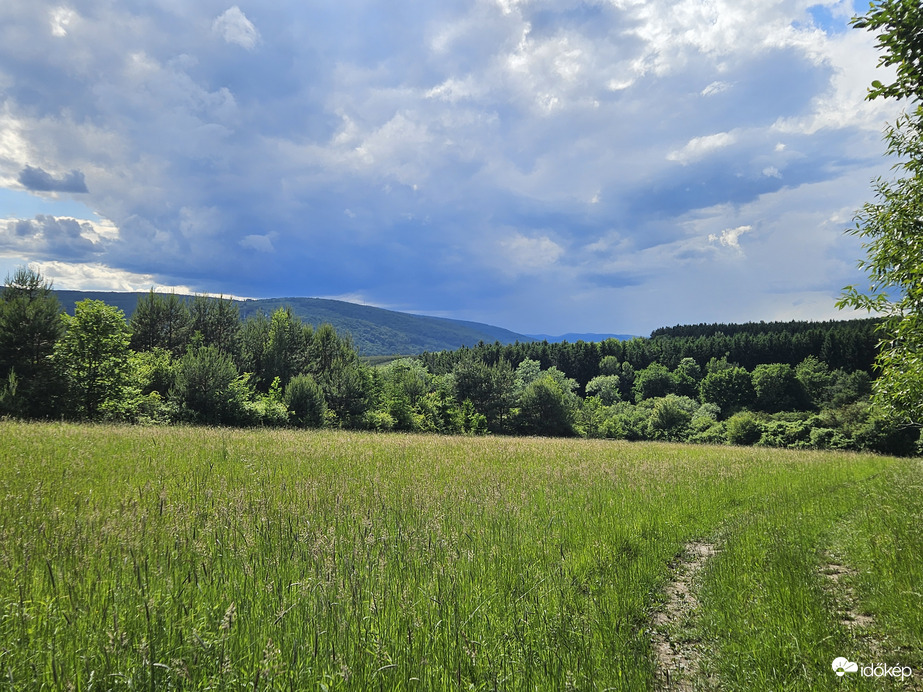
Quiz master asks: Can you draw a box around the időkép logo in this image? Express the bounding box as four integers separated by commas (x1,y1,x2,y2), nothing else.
832,657,913,681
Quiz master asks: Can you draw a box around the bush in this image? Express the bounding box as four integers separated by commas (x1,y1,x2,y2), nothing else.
689,420,727,445
757,417,812,448
172,345,238,424
365,409,395,431
726,411,762,446
688,403,724,444
285,374,326,428
647,395,696,441
851,409,920,456
602,401,653,441
809,427,851,450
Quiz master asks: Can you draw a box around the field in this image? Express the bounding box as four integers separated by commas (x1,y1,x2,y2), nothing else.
0,422,920,690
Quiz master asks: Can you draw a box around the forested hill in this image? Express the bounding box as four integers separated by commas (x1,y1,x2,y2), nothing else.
421,318,881,389
52,291,533,356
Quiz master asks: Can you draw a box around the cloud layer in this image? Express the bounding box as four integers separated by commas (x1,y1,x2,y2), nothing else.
0,0,901,335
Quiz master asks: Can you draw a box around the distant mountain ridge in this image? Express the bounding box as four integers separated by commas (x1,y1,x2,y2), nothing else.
50,290,520,356
51,290,633,356
527,332,637,343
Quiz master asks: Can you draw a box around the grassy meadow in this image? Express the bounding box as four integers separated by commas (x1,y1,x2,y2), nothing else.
0,421,920,690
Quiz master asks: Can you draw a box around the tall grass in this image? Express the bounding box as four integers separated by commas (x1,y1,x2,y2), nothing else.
0,422,917,690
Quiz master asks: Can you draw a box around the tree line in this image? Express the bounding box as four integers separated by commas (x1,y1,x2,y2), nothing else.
0,267,918,455
421,319,880,389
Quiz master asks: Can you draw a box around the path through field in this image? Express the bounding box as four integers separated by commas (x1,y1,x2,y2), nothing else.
652,541,718,690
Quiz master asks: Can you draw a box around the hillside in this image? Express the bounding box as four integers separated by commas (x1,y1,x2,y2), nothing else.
52,290,535,356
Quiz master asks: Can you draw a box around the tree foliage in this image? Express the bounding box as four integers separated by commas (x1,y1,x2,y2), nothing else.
517,374,577,436
190,294,240,355
699,367,755,417
55,300,132,419
130,290,191,356
264,307,311,389
0,267,915,453
585,374,621,405
284,374,326,428
751,363,808,413
633,362,676,402
839,0,923,424
0,268,64,416
172,345,240,425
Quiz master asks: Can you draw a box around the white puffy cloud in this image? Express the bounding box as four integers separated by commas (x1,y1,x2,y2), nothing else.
213,6,261,51
668,131,738,164
49,7,76,38
708,225,752,249
30,259,196,294
1,214,106,259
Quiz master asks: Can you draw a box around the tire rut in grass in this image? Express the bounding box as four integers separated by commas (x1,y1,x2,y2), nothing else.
819,552,881,658
817,556,923,692
651,541,718,691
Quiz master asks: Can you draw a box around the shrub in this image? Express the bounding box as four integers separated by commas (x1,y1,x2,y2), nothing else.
726,411,762,446
689,420,727,445
172,345,238,424
364,409,395,431
757,418,812,448
809,427,851,450
851,409,920,456
647,395,696,441
285,374,326,428
603,401,654,441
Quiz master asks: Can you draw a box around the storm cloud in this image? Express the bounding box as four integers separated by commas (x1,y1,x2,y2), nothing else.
0,0,902,335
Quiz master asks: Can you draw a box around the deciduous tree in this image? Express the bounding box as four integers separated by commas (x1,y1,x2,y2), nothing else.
839,0,923,424
585,374,621,405
751,363,808,413
55,300,131,419
699,367,755,417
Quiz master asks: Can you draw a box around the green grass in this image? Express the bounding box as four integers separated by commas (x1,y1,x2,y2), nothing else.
0,421,919,690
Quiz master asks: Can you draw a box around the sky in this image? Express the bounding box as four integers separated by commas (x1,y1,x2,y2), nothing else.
0,0,905,337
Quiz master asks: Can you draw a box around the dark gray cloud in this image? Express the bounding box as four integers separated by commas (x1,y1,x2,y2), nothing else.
17,166,88,193
3,215,102,259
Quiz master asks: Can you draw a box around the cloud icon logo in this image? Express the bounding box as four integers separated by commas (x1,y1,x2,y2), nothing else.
832,657,858,676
